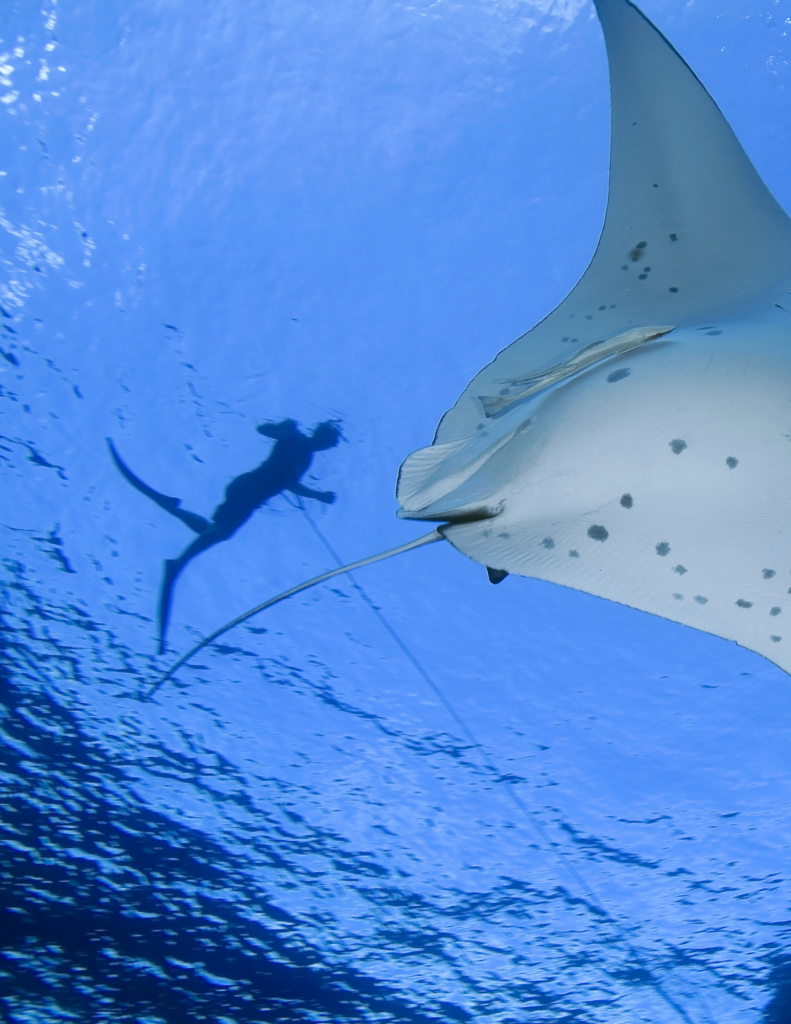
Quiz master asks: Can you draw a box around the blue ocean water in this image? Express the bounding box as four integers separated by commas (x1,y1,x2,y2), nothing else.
2,0,791,1020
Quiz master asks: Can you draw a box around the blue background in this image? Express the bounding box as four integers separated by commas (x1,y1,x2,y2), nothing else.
1,0,791,1020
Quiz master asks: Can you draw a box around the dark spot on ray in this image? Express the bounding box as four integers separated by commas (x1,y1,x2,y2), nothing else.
599,305,606,310
607,368,630,383
487,567,508,585
620,493,633,508
498,531,511,539
726,456,738,469
669,287,678,292
588,525,608,542
673,565,687,575
610,304,616,308
653,183,658,187
706,330,722,336
673,593,683,600
669,233,677,241
656,542,670,556
771,607,781,616
638,274,648,280
622,265,628,271
763,569,776,579
476,423,484,430
630,250,643,262
669,439,687,454
562,336,569,342
541,537,555,549
771,635,782,642
585,315,593,320
569,550,579,558
644,267,651,272
694,596,708,605
736,599,753,608
570,338,578,343
637,241,647,248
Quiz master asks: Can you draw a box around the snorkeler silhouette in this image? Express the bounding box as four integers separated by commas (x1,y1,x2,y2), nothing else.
108,419,342,653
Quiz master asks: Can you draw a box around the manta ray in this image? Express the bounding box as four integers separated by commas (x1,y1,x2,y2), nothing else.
156,0,791,689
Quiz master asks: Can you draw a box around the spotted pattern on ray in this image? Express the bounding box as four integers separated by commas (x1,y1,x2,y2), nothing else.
394,0,791,678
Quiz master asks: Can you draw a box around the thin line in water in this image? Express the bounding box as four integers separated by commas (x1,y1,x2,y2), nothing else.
294,499,704,1024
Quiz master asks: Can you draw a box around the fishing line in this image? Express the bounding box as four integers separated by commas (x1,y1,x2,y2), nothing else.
292,498,703,1024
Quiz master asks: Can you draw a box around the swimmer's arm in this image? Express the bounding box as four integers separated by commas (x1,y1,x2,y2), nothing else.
288,482,336,504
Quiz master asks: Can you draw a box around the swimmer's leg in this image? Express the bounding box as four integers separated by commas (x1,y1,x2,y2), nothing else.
158,526,233,653
159,558,182,654
107,438,211,534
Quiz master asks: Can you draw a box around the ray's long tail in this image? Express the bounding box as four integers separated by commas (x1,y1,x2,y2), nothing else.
148,529,444,698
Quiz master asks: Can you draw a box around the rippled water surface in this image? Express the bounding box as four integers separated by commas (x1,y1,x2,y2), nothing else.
2,0,791,1020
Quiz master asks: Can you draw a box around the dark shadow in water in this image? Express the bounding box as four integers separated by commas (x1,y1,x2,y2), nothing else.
1,555,720,1023
0,556,606,1023
0,659,469,1023
108,419,341,652
764,959,791,1023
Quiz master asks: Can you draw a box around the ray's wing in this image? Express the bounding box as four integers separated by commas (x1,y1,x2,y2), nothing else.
430,0,791,447
397,0,791,675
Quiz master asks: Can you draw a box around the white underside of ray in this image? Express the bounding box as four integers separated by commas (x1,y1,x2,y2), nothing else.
396,0,791,674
